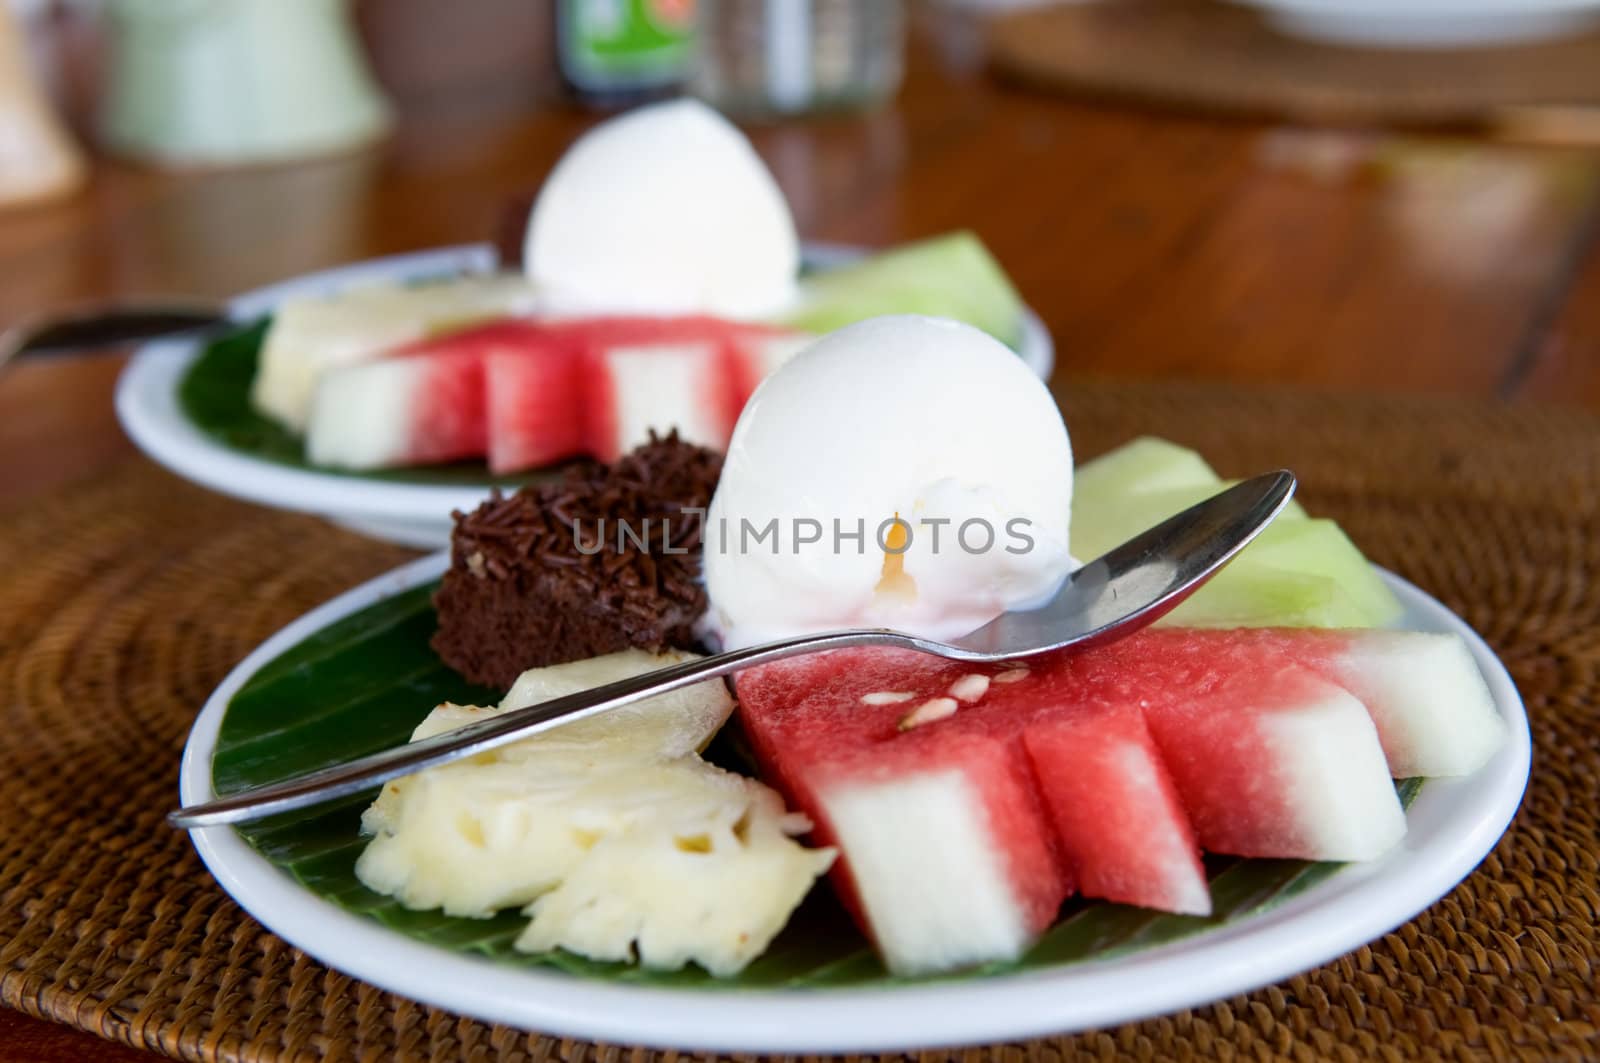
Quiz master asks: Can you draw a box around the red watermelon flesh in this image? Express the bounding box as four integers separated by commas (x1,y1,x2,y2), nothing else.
734,625,1498,974
1022,703,1210,915
483,334,585,473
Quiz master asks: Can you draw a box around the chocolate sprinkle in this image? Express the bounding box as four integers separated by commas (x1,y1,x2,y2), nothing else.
431,432,723,690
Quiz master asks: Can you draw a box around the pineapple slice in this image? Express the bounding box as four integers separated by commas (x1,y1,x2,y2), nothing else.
355,649,834,975
516,764,830,976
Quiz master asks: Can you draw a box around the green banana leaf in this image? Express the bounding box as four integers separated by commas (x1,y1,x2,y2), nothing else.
210,583,1423,989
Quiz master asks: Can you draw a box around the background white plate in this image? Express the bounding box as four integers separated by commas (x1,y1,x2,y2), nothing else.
117,243,1056,549
179,559,1530,1054
1238,0,1600,47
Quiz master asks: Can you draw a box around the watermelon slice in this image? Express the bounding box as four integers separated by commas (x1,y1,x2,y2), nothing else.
1134,666,1405,861
306,320,565,471
1044,636,1409,860
1121,628,1507,779
303,315,812,473
561,317,806,463
483,334,585,473
1021,702,1210,916
583,339,736,463
738,647,1072,976
737,627,1502,974
306,334,492,469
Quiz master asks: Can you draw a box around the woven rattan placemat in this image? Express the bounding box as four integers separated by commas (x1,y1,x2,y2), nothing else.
1,380,1596,1061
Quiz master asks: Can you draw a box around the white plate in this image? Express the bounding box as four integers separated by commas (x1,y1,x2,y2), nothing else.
1239,0,1600,47
116,243,1056,549
179,560,1530,1054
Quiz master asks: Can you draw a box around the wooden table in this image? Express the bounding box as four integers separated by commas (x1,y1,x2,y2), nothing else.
3,3,1599,1059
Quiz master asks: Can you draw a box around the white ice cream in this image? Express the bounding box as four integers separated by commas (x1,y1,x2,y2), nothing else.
703,315,1075,649
523,99,799,319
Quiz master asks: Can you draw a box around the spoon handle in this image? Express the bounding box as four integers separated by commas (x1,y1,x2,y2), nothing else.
168,627,903,829
0,300,230,368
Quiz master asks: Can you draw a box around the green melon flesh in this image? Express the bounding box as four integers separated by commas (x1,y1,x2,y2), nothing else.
782,232,1025,346
1072,483,1309,560
1218,519,1403,626
1161,566,1365,628
1074,436,1222,505
1072,437,1402,628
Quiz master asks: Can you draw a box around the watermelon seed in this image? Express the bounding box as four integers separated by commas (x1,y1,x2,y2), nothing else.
861,691,915,706
898,697,958,731
993,667,1030,684
949,674,991,703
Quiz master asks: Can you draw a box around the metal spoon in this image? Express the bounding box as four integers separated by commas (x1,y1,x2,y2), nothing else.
169,470,1296,829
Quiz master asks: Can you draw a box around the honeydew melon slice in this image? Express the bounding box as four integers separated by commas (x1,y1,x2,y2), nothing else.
1160,565,1366,629
1228,519,1402,624
781,232,1026,347
1073,438,1401,628
1073,482,1310,560
1156,521,1402,629
1074,436,1222,504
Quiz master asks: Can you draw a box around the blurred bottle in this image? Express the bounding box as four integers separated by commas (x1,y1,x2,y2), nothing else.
556,0,695,106
692,0,904,118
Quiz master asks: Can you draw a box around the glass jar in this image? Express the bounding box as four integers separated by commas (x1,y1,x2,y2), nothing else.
691,0,904,117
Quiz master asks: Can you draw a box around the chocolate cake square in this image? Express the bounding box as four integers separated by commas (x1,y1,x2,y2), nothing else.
432,433,723,690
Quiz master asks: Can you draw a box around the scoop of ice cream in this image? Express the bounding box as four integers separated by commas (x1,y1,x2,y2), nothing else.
703,315,1075,649
524,99,799,319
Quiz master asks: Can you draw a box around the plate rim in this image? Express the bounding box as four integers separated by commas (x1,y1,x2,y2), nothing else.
115,242,1056,545
1235,0,1600,45
178,558,1532,1053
